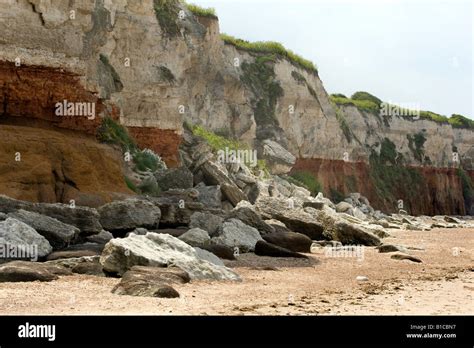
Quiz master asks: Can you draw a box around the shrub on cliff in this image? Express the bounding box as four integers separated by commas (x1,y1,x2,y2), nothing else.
186,3,217,18
351,91,383,107
154,0,180,37
221,33,317,73
97,117,137,153
449,114,474,129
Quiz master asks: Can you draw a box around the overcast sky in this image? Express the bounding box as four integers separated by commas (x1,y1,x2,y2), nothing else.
191,0,473,118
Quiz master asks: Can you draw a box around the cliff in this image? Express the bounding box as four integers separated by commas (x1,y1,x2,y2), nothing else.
0,0,472,215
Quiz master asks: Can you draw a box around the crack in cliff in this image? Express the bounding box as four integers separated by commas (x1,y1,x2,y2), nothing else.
28,1,46,27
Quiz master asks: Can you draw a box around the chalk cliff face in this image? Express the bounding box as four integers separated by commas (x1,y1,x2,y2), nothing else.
0,0,472,214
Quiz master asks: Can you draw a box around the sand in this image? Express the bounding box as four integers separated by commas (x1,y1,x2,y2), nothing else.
0,227,473,315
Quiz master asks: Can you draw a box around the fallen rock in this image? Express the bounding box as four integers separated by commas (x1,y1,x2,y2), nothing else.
302,201,324,210
0,261,71,282
98,199,161,233
155,166,194,191
377,244,407,253
262,231,312,252
227,202,275,235
86,230,114,245
178,228,210,247
194,247,225,266
356,276,369,282
0,218,52,259
212,219,262,252
100,232,240,280
336,201,353,213
47,256,104,276
199,244,236,260
391,253,422,263
112,266,189,298
261,139,296,174
201,161,247,206
46,250,100,261
189,212,224,237
8,210,79,250
255,240,307,258
194,183,222,209
0,195,102,235
332,221,381,246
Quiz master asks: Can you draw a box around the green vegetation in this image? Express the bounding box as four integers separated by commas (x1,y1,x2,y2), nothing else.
331,92,473,129
329,188,345,204
332,102,353,143
456,168,473,210
97,117,137,152
449,114,474,129
240,56,284,127
221,33,317,73
407,132,426,162
124,176,138,193
158,66,175,83
186,3,217,18
351,91,382,107
97,118,166,174
369,138,424,209
289,171,322,196
192,125,247,153
153,0,180,37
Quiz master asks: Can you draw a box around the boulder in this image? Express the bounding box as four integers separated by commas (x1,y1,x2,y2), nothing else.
262,231,312,252
261,139,296,175
46,250,100,261
227,202,275,235
189,212,224,237
194,183,222,209
0,261,71,282
212,219,263,252
255,240,307,258
98,199,161,232
8,210,79,250
100,232,240,281
155,166,194,191
194,247,225,266
46,256,104,276
391,253,422,263
178,228,210,247
332,221,381,246
147,194,206,227
0,218,52,259
303,201,324,210
256,197,325,240
0,195,102,235
336,201,353,213
86,230,114,245
201,161,247,206
112,266,189,298
377,244,407,253
199,244,236,260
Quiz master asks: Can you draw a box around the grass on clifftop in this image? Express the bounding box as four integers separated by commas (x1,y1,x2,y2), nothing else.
221,34,317,73
330,92,473,129
186,3,217,18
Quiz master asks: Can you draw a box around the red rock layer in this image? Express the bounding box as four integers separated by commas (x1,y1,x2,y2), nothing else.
292,158,470,216
127,127,182,168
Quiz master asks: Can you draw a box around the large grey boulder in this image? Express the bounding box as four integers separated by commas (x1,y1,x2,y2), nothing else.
261,139,296,175
155,166,194,191
178,228,210,247
194,247,225,266
46,256,104,276
8,210,79,250
212,218,263,252
0,261,71,282
262,231,312,252
227,201,275,235
189,212,224,237
255,240,307,259
256,197,325,240
332,221,381,246
0,218,52,259
100,232,240,281
201,161,247,206
194,183,222,209
0,195,102,235
98,199,161,232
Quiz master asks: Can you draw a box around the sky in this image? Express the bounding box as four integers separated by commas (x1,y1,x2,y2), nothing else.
191,0,473,118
